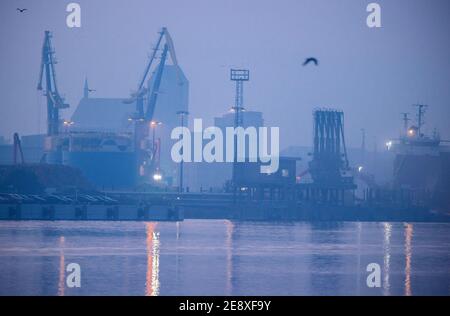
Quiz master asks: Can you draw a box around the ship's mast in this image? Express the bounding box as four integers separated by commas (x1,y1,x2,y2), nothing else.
401,112,410,136
413,104,428,136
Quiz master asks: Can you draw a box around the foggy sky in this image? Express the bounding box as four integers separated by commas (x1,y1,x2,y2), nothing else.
1,0,449,150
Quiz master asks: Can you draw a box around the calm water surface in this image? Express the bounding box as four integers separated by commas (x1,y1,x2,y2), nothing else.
0,220,449,295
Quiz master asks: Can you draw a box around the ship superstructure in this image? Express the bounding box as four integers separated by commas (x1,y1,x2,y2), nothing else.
389,105,450,208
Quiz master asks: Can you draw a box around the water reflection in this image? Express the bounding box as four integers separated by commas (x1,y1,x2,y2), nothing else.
225,220,234,295
356,222,362,294
309,222,344,295
0,221,448,295
404,223,413,296
145,223,160,296
57,236,65,296
382,223,392,295
175,221,180,285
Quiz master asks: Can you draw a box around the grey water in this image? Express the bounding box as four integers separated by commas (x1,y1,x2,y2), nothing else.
0,220,449,296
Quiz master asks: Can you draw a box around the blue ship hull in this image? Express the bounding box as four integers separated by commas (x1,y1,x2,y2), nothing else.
63,150,137,189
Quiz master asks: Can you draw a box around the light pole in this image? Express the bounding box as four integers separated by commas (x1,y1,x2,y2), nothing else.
150,120,162,153
176,110,189,193
149,120,162,183
230,69,249,200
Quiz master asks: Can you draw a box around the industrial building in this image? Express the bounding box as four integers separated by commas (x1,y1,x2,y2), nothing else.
71,80,134,133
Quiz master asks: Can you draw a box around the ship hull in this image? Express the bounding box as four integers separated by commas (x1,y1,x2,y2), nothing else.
63,150,137,189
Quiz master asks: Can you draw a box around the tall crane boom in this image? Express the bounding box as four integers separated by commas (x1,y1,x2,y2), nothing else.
126,27,182,121
131,29,166,117
129,27,183,182
146,44,169,121
37,31,69,136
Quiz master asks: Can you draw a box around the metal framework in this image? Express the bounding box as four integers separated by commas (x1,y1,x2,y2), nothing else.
309,109,351,186
230,69,249,127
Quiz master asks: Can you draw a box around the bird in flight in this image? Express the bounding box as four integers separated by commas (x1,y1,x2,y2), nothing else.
88,89,96,93
303,57,319,66
16,8,27,13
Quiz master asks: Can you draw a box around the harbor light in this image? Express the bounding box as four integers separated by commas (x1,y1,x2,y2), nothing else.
153,172,162,181
408,128,415,137
357,166,363,173
386,141,393,150
150,120,162,128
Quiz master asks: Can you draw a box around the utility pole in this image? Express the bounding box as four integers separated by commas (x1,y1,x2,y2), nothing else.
176,110,189,193
230,69,249,198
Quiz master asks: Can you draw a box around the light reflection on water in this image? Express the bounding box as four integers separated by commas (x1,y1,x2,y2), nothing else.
225,220,234,296
57,236,65,297
145,223,160,296
383,223,392,296
0,220,449,296
404,223,413,296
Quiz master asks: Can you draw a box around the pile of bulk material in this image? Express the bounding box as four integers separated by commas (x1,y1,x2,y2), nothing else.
0,164,92,194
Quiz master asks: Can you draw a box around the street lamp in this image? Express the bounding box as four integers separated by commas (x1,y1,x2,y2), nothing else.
153,172,162,182
150,120,162,152
176,110,189,193
63,120,74,133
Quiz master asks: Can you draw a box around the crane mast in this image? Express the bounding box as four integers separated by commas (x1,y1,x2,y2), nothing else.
37,31,69,136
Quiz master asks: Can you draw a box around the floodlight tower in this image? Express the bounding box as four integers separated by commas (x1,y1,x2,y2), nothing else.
230,69,249,196
230,69,249,128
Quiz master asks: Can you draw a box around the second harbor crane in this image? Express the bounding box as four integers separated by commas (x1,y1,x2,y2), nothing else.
125,27,181,182
37,31,69,164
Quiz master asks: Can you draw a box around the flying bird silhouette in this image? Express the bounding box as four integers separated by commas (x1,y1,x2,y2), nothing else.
16,8,27,13
88,89,96,92
303,57,318,66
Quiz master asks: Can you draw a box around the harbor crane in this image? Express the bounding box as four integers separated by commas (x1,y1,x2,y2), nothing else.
125,27,180,120
37,31,69,136
126,27,181,181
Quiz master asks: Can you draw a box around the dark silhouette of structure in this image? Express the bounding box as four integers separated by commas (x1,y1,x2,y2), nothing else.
309,109,352,187
37,31,69,137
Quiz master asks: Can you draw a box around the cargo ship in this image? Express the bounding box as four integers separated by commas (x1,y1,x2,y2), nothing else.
62,132,137,189
389,105,450,210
